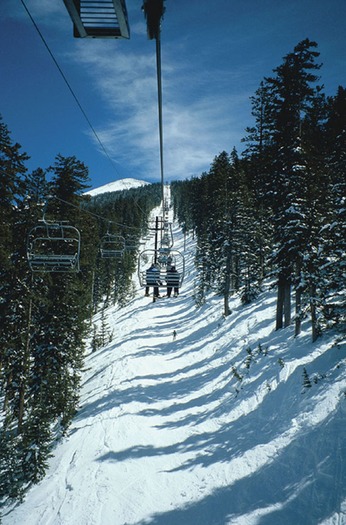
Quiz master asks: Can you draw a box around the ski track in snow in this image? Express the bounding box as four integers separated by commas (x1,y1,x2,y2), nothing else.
3,207,346,525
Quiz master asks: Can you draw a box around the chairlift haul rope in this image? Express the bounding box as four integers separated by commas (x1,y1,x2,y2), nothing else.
142,0,166,216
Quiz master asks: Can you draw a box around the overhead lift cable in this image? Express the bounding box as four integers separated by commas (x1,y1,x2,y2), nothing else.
142,0,166,217
139,2,185,299
60,0,184,290
19,0,122,179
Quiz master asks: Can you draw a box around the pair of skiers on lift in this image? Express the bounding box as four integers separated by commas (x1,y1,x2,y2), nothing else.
145,263,179,298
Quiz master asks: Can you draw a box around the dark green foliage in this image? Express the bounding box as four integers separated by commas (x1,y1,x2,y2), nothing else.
302,367,312,389
85,182,161,307
278,358,285,369
0,425,26,503
91,323,104,353
244,347,253,369
172,38,345,340
0,118,161,507
231,366,243,382
172,150,270,316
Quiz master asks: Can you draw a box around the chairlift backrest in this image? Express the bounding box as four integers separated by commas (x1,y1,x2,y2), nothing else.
125,235,139,251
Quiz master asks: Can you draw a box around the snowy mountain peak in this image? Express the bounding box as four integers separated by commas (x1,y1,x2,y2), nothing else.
85,178,149,197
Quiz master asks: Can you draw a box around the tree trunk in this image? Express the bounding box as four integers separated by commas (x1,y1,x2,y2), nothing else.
276,273,291,330
276,276,285,330
3,371,12,412
295,259,302,336
310,283,319,342
224,294,230,317
18,294,33,431
295,286,302,336
284,280,291,327
234,255,240,291
223,250,232,317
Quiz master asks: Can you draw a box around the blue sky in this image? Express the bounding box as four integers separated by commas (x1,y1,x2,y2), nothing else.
1,0,345,190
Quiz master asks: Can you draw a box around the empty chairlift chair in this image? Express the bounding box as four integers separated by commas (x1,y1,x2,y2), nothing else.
63,0,130,39
125,235,139,252
161,221,173,248
100,234,125,258
27,221,81,273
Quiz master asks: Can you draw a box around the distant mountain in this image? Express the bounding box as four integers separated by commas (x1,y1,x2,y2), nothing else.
85,178,149,197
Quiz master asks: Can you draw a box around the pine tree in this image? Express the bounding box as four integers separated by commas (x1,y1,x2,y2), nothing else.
292,89,330,339
302,367,312,389
25,167,49,204
0,117,29,423
48,154,90,206
264,39,322,330
321,86,346,330
0,116,28,268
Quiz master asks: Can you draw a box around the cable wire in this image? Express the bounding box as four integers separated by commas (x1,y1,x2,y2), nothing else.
19,0,151,220
45,194,143,231
19,0,121,178
155,30,165,218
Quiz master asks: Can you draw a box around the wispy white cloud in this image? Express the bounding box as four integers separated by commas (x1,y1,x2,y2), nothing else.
73,41,250,182
8,1,254,182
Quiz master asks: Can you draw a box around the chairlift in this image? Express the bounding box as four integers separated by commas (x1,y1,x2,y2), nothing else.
125,235,139,252
161,232,171,248
100,233,125,258
138,249,185,288
160,221,173,249
27,221,81,273
63,0,130,39
157,245,171,265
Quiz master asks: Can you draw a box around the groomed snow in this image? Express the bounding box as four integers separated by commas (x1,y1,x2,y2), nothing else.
3,209,346,525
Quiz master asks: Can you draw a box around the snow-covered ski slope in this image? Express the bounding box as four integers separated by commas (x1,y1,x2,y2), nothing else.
3,216,346,525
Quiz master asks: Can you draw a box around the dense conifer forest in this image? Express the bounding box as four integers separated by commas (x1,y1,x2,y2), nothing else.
172,39,345,340
0,131,161,504
0,38,345,510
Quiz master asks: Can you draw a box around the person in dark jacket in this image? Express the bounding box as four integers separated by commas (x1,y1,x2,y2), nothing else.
145,264,161,297
166,266,180,297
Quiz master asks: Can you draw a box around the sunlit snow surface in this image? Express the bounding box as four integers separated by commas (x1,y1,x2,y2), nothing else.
3,208,346,525
85,178,148,197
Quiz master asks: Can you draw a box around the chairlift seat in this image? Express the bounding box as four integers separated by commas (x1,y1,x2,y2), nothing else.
100,234,125,258
27,222,81,273
125,235,139,251
63,0,130,39
100,249,124,257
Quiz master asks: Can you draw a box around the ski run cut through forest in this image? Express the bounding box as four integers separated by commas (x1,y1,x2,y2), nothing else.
3,203,346,525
